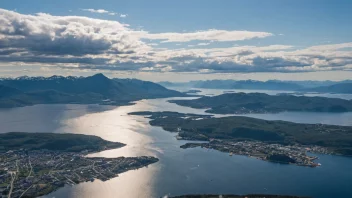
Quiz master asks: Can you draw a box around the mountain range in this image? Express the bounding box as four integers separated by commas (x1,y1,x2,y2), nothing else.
159,80,352,93
0,74,184,108
305,83,352,94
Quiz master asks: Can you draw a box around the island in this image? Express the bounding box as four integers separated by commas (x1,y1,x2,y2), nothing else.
170,195,310,198
168,92,352,114
0,132,158,198
182,89,202,94
130,111,352,167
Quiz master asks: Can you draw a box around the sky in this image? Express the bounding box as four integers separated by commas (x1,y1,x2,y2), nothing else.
0,0,352,82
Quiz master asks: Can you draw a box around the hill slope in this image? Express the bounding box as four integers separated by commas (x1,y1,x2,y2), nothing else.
169,92,352,114
0,132,125,152
0,74,184,108
159,80,303,90
0,85,23,98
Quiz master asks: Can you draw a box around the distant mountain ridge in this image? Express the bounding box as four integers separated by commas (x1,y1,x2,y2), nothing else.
285,80,352,88
0,73,184,108
159,80,303,90
169,92,352,114
304,83,352,94
159,79,352,93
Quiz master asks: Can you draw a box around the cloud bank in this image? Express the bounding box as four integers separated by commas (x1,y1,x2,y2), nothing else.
136,29,273,43
0,9,351,74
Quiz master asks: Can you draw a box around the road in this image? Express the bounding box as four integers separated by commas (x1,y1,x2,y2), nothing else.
26,157,33,179
8,160,19,198
19,185,33,198
91,161,106,179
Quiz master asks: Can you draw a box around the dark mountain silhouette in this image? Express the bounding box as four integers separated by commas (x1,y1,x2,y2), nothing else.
0,85,23,98
169,92,352,114
159,80,303,90
0,74,184,108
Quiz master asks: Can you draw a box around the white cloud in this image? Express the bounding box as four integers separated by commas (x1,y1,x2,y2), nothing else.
0,8,351,74
120,14,127,18
82,8,108,13
135,29,274,43
0,9,149,62
81,8,117,16
302,42,352,52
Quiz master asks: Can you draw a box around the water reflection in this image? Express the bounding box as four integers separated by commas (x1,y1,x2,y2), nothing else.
0,104,115,133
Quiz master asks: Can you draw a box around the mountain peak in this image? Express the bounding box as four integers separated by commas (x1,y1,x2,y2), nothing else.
89,73,109,80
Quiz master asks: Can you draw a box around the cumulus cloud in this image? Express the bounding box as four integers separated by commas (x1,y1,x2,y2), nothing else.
0,9,148,58
0,8,351,74
139,44,352,73
120,14,127,18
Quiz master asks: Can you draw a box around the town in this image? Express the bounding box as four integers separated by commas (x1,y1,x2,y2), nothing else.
0,150,158,198
181,139,331,167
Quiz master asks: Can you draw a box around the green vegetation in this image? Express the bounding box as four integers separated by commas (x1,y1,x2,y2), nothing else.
0,132,125,153
169,92,352,114
131,111,352,156
267,154,296,164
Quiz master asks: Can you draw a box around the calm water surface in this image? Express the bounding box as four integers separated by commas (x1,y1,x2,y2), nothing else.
0,90,352,198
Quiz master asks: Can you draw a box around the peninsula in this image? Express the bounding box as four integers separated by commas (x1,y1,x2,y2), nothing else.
130,111,352,166
0,132,158,197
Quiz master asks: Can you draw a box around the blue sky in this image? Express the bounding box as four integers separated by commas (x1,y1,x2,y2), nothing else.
0,0,351,81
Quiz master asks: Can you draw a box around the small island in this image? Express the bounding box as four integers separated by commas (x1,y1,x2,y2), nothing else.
130,111,352,167
169,92,352,114
0,132,158,197
183,89,202,94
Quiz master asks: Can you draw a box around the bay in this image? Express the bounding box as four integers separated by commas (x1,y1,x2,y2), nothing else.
0,90,352,198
